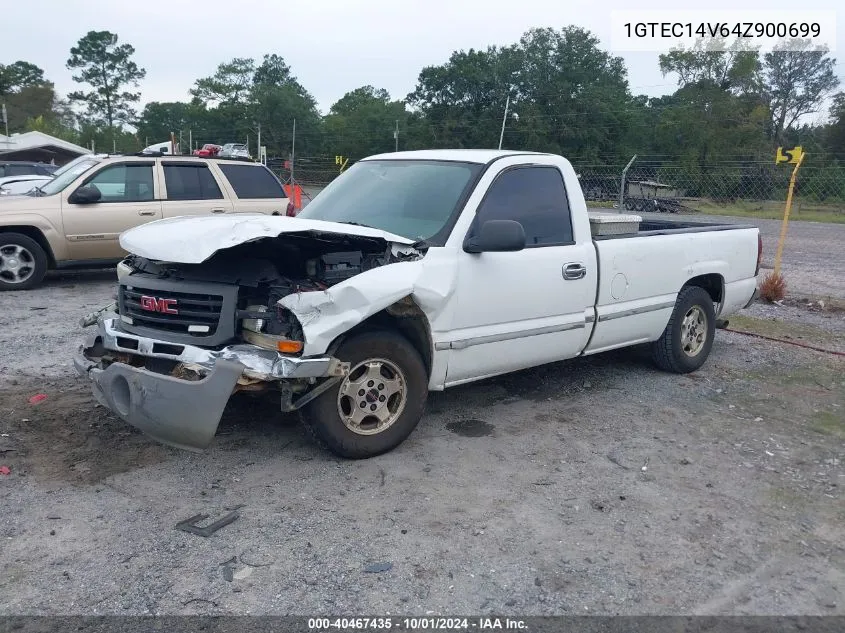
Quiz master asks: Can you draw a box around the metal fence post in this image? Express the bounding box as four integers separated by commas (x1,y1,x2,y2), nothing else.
619,154,637,212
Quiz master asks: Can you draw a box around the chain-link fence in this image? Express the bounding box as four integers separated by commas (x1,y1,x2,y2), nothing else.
578,159,845,217
264,154,845,218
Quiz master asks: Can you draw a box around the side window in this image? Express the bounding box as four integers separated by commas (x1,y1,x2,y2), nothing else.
163,164,223,200
475,166,574,246
7,164,33,176
218,164,285,199
85,164,154,203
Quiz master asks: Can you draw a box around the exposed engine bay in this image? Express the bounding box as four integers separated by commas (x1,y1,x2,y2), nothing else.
117,232,421,351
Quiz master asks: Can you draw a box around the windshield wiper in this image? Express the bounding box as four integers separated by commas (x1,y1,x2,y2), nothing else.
337,220,377,230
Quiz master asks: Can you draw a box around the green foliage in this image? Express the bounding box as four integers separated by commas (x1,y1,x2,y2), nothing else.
0,61,46,95
322,86,407,158
764,40,840,143
66,30,146,131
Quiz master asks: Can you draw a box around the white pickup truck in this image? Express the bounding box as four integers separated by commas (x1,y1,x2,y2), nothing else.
75,150,761,458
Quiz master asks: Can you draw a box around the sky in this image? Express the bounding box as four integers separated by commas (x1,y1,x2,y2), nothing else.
2,0,844,122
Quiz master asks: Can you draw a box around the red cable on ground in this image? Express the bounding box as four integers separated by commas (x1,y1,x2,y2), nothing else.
724,327,845,357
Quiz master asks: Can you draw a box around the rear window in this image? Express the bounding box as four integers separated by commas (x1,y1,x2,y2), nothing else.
218,164,285,199
163,163,223,200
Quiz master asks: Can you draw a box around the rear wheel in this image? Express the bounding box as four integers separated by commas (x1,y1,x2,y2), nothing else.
299,330,428,458
0,233,48,290
651,286,716,373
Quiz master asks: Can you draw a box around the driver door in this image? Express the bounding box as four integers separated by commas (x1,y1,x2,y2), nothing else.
61,161,162,261
443,164,596,385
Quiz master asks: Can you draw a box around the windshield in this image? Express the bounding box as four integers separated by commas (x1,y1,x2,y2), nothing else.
35,157,101,196
297,160,482,242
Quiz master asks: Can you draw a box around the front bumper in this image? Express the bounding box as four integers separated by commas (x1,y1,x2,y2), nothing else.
75,316,346,451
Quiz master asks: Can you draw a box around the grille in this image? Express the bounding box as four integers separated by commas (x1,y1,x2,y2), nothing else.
120,285,223,336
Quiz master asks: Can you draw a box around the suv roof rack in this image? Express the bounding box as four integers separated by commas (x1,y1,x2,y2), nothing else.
126,151,256,162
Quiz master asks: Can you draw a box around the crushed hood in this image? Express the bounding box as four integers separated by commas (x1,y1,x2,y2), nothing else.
119,214,416,264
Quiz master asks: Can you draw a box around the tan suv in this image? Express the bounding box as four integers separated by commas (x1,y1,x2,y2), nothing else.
0,154,292,290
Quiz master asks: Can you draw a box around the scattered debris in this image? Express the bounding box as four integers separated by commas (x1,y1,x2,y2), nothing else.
680,457,693,465
363,562,393,573
0,466,11,476
28,394,48,405
182,598,218,607
175,505,243,537
233,567,253,580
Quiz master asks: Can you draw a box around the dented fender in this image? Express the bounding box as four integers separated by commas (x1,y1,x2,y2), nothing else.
279,257,458,356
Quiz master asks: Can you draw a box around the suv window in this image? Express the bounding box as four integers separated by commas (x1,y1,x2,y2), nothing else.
84,164,154,203
474,166,573,246
218,164,285,199
6,164,35,177
163,163,223,200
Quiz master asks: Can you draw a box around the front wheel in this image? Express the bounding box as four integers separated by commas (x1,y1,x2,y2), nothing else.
0,233,48,290
651,286,716,373
299,330,428,458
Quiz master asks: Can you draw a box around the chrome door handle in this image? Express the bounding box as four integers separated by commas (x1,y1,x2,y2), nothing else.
137,210,157,216
563,263,587,280
210,208,227,214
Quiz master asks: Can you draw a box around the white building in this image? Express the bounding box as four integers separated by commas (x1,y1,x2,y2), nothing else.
0,131,90,165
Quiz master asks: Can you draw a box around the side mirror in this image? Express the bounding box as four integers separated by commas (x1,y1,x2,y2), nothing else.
463,219,526,254
68,184,102,204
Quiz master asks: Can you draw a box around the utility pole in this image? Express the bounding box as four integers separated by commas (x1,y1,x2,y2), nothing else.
113,138,116,153
394,120,399,152
256,122,261,163
498,93,511,150
1,103,8,142
189,129,192,154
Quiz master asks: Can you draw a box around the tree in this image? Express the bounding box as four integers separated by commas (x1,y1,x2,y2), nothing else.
764,40,839,144
252,54,293,87
0,61,46,95
407,27,636,158
659,40,762,96
190,58,256,105
322,86,408,157
66,30,146,132
3,84,58,132
825,92,845,153
136,101,196,144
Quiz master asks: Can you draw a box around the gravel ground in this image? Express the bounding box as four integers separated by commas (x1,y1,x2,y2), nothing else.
0,217,843,616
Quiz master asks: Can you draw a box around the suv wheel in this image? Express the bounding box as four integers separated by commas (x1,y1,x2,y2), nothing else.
0,233,48,290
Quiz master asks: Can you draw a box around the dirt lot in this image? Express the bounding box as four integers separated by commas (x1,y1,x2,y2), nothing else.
1,216,843,616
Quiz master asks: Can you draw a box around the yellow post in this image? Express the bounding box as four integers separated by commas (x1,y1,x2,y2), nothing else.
773,152,805,277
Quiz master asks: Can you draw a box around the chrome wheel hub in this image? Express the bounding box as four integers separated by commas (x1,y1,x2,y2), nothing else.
337,358,407,435
0,244,35,284
681,305,707,357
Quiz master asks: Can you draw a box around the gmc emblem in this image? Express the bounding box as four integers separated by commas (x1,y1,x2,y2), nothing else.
139,295,179,315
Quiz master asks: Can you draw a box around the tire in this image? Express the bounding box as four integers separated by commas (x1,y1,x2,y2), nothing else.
651,286,716,374
299,330,428,458
0,232,48,291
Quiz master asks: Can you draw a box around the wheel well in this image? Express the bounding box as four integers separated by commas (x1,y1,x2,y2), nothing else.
0,226,56,268
683,274,724,303
328,296,433,377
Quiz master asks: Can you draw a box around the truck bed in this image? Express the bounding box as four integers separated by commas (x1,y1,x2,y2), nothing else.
592,219,755,240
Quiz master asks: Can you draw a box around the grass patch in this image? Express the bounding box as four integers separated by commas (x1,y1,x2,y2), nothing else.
689,199,845,224
727,314,844,348
811,411,845,438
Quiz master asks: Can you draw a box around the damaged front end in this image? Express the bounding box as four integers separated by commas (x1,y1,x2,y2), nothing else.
74,224,425,451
